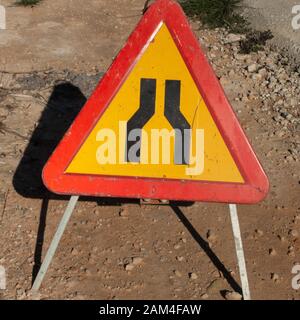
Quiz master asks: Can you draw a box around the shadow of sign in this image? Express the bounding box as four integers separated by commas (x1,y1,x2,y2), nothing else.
13,82,86,199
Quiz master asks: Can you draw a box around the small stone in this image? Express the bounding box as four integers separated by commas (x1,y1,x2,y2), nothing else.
289,229,299,238
174,270,182,278
16,288,25,296
200,293,209,300
285,155,294,162
252,73,263,81
176,256,185,262
271,273,279,282
269,248,276,256
85,269,92,276
288,250,295,257
235,53,250,61
258,68,268,78
225,33,245,44
225,291,242,300
294,215,300,223
125,263,135,271
71,247,79,255
255,229,264,236
248,63,258,73
119,207,129,217
207,230,217,242
189,272,198,280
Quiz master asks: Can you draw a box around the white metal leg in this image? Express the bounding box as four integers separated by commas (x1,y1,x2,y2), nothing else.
31,196,79,291
229,204,251,300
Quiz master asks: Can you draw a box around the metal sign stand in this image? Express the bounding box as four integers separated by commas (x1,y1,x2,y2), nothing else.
229,204,251,300
31,196,79,292
32,198,251,300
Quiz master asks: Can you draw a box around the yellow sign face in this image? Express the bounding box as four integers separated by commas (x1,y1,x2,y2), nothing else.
66,23,244,183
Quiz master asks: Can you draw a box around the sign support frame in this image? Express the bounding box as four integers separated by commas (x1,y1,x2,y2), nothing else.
31,198,252,300
31,196,79,292
229,204,251,300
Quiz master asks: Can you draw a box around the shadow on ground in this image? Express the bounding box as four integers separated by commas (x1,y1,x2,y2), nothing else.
13,82,85,200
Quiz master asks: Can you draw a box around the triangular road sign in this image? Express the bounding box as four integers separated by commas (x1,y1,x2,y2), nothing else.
43,0,269,203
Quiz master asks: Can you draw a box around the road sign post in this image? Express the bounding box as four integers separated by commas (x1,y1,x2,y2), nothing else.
31,199,252,300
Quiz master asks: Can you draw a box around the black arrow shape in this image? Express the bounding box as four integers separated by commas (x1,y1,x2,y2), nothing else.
126,78,156,163
164,80,191,165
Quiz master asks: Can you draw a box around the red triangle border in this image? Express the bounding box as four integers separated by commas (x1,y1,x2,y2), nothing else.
43,0,269,204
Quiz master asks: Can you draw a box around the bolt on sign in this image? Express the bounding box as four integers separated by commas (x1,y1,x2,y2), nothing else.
43,0,269,203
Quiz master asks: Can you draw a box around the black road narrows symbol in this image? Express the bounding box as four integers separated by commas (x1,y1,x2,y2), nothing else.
126,78,191,165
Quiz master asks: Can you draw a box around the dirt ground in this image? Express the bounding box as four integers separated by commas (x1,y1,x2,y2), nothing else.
0,0,299,300
0,0,145,73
